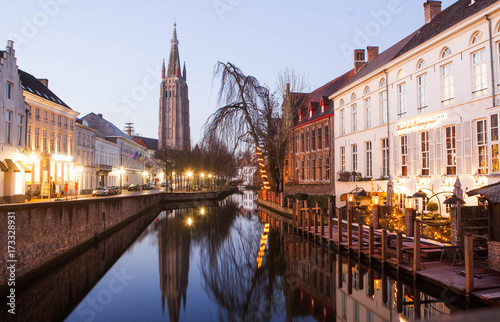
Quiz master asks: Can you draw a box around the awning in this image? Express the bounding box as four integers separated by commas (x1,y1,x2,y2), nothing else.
17,160,31,173
4,159,20,172
467,182,500,203
0,161,8,172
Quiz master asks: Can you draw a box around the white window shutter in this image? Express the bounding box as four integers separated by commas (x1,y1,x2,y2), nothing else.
456,123,463,175
393,136,398,176
407,134,412,175
463,121,472,174
412,132,418,175
429,129,435,176
435,127,442,176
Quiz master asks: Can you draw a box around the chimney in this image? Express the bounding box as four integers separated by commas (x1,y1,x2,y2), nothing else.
97,113,103,118
38,79,49,88
367,46,379,62
354,49,366,73
424,1,441,24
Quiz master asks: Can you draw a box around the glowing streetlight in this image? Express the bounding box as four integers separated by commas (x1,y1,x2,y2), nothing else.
187,217,192,226
200,208,205,215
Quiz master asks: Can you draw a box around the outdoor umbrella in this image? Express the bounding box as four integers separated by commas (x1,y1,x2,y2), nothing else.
386,179,394,207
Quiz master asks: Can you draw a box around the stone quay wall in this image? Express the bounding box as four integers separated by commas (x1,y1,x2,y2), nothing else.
0,191,223,286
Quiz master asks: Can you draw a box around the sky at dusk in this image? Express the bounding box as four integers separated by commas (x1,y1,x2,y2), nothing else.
0,0,457,145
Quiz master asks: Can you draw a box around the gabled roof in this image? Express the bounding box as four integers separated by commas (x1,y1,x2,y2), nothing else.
339,0,499,93
295,69,355,128
82,113,132,140
133,136,159,150
467,181,500,203
18,69,70,108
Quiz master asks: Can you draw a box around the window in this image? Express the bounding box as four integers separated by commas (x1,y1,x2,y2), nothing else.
351,104,357,132
57,133,61,153
311,130,316,150
352,144,358,172
380,91,388,124
354,300,359,322
6,111,12,144
70,136,74,154
42,129,47,152
27,126,31,150
340,109,346,135
492,114,499,173
70,120,74,130
477,119,488,174
382,138,389,177
441,47,452,59
446,126,457,175
421,131,430,176
341,146,346,171
367,310,374,322
301,160,305,180
64,118,68,129
58,115,62,127
364,98,371,128
380,77,386,88
6,82,13,99
43,110,48,123
35,128,40,150
326,158,330,180
351,93,357,101
471,31,484,45
306,131,310,151
442,63,454,105
342,293,347,319
64,135,68,153
418,74,428,112
17,115,23,146
306,160,310,180
51,113,55,125
312,159,316,181
295,135,299,153
340,98,345,106
324,126,329,148
364,86,370,95
318,159,323,180
50,132,55,152
301,133,304,153
35,108,40,120
397,69,405,79
366,141,372,177
401,135,408,176
398,83,407,119
417,59,425,70
472,49,487,96
317,128,322,149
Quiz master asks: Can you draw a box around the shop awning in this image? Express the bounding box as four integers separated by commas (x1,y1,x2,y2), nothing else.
17,160,31,173
0,161,8,172
4,159,20,172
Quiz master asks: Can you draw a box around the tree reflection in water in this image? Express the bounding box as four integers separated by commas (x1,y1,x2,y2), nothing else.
198,203,286,321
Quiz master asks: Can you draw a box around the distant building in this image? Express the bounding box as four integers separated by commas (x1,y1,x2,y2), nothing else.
94,136,120,187
75,120,96,193
158,23,190,151
82,113,145,187
132,135,158,183
21,67,79,198
0,41,29,203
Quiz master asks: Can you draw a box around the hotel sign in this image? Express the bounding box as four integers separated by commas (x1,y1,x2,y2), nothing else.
396,113,446,132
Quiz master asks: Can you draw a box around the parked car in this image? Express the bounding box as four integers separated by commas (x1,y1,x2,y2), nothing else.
111,186,121,194
160,182,167,187
106,186,117,195
92,187,109,197
142,183,154,190
128,184,141,191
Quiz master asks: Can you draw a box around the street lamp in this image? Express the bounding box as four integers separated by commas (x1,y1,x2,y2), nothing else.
187,171,193,192
201,173,205,190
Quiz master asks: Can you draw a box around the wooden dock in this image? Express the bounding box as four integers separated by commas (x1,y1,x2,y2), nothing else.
260,199,500,307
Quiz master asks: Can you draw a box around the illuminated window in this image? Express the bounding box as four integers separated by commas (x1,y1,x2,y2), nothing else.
42,129,47,152
341,146,345,171
446,126,457,175
421,131,429,176
366,141,372,177
34,127,40,150
50,132,55,152
401,135,408,176
27,126,31,150
382,138,389,177
492,114,499,173
352,144,358,172
477,119,488,174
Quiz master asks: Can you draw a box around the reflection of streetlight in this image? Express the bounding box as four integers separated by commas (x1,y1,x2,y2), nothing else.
187,217,192,226
200,208,205,215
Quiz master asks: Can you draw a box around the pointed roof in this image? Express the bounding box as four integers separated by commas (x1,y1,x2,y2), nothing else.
167,23,181,77
19,69,71,109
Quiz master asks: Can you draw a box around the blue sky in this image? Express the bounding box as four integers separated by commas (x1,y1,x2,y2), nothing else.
0,0,457,145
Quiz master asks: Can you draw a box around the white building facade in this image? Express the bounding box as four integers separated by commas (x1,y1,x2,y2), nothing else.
332,0,500,214
0,41,29,203
75,121,96,193
95,136,120,187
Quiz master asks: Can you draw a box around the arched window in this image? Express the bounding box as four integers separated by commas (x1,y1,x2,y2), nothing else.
397,69,405,79
351,93,357,101
470,31,484,45
440,47,452,59
416,59,425,70
379,78,386,88
364,86,371,95
340,99,345,106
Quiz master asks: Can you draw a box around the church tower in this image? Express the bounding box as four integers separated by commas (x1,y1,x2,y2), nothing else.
159,23,190,151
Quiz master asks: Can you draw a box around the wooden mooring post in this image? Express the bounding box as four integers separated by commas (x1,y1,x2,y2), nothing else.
465,233,474,294
328,212,333,240
337,208,343,243
396,232,403,265
414,220,421,273
369,226,374,257
381,230,387,262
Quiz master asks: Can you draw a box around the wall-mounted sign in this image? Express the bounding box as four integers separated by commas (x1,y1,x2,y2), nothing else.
396,113,446,132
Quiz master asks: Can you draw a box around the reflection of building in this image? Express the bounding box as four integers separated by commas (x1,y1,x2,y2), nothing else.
0,41,29,203
158,211,191,322
158,23,190,151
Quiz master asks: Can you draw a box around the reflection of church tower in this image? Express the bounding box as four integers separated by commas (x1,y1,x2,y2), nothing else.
158,23,191,151
158,211,191,322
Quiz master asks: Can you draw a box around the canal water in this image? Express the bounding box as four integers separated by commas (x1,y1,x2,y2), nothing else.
3,192,473,321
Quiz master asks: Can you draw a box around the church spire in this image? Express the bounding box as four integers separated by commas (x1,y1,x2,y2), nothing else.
167,23,181,77
183,62,186,81
162,59,165,78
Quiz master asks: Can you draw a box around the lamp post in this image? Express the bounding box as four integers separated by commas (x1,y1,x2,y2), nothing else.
187,171,193,192
372,193,380,229
405,197,416,237
201,173,205,190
